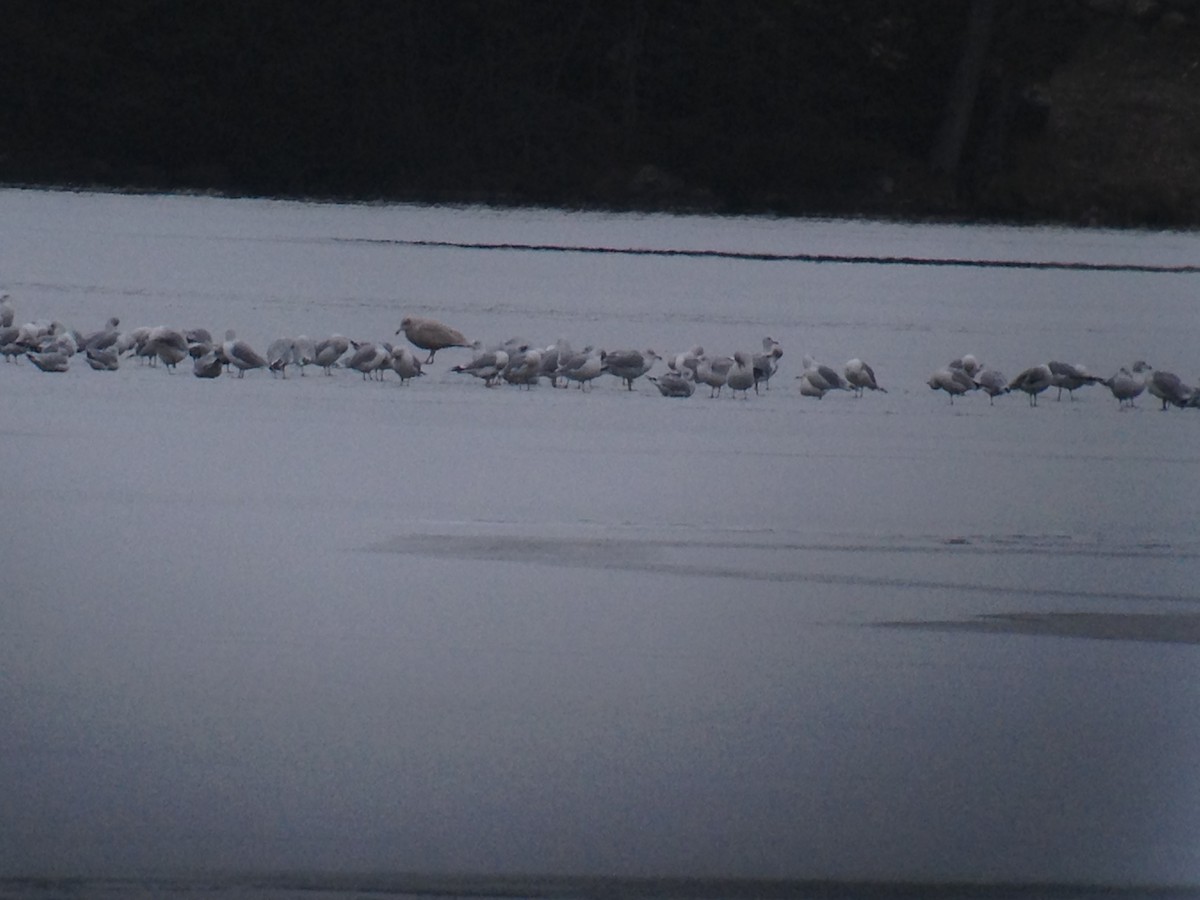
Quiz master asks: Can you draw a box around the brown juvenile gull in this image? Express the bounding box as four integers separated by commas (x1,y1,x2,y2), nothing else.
396,315,471,364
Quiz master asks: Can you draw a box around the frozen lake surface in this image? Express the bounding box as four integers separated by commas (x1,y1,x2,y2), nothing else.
2,189,1199,892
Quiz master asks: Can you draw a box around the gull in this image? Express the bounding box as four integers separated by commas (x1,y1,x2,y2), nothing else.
726,351,756,398
557,347,604,390
844,358,886,396
695,354,733,397
146,326,189,370
193,351,223,378
80,317,121,352
1007,364,1054,406
1103,363,1146,409
798,355,852,398
539,338,572,387
753,337,783,391
973,367,1009,405
0,324,24,361
26,349,69,372
222,330,269,378
1143,364,1193,410
502,347,542,389
84,347,120,371
668,345,704,376
389,345,424,384
648,370,695,397
927,362,977,403
950,354,982,378
292,336,317,375
266,337,298,378
0,293,13,328
396,315,471,364
313,334,350,374
346,341,392,380
452,347,509,387
1048,360,1102,400
602,348,660,390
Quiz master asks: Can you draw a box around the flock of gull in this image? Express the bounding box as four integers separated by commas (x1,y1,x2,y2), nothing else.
2,292,1197,410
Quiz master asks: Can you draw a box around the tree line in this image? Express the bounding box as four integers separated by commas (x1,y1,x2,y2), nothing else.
1,1,1104,219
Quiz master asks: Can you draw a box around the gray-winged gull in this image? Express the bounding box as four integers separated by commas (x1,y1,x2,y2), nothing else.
1143,364,1193,410
973,367,1009,404
266,337,298,378
502,347,542,389
396,315,471,364
844,358,886,396
193,351,223,378
452,347,509,386
313,334,350,374
927,363,977,403
1048,361,1102,400
557,347,604,390
346,341,392,380
390,345,424,384
602,348,660,390
1103,363,1146,409
752,337,783,391
695,354,732,397
648,369,695,397
222,330,268,377
85,347,120,371
726,351,756,398
798,355,852,398
26,349,69,372
1007,364,1054,406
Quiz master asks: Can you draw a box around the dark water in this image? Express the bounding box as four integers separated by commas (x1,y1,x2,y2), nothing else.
3,875,1198,900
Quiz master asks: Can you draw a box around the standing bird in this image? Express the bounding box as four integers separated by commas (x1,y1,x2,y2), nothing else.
1048,361,1102,400
222,330,268,378
396,315,471,364
452,347,509,386
389,345,424,384
695,354,733,398
1007,364,1054,406
844,358,886,397
753,337,784,391
266,337,298,378
602,348,660,390
973,367,1009,405
558,347,605,390
1103,363,1146,409
346,341,392,380
1143,364,1193,410
313,334,350,374
146,326,189,370
501,347,542,389
0,293,13,328
927,363,977,404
